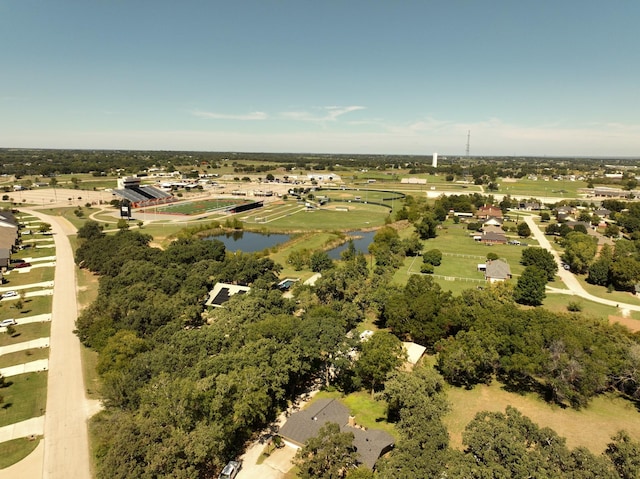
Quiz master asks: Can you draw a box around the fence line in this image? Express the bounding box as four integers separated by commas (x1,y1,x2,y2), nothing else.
408,271,486,283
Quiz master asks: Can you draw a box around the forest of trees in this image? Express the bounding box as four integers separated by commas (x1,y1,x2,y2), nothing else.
73,209,640,477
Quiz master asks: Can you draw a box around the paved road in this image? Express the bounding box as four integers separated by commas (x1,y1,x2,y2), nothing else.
523,215,640,312
22,210,96,479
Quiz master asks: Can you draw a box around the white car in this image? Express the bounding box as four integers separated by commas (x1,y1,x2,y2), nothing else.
1,291,18,299
0,319,16,327
219,461,241,479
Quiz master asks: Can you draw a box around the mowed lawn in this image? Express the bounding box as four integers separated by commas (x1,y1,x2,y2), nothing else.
498,178,589,198
444,380,640,454
150,198,246,215
0,372,47,427
256,203,392,231
393,221,534,291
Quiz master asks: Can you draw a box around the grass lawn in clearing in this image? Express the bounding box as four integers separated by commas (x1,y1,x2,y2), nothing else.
0,348,49,369
577,277,640,307
0,372,47,427
0,322,51,347
268,231,341,278
310,390,399,440
541,293,640,321
393,222,531,292
0,436,42,469
444,379,640,454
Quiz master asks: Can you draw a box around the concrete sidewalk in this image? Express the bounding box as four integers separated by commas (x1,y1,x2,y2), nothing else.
0,359,48,378
0,337,49,356
0,416,45,442
0,281,54,292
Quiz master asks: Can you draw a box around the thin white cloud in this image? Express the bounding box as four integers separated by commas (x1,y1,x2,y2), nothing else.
192,110,268,121
280,105,365,122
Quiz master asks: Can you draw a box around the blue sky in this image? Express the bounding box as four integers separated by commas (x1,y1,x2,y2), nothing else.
1,1,639,156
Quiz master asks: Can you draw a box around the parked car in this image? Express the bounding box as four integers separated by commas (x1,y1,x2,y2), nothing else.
219,460,241,479
1,291,18,298
0,319,16,327
13,262,31,268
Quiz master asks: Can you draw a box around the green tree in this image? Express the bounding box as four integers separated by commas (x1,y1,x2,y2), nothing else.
605,431,640,479
310,251,334,272
422,249,442,266
355,331,405,397
514,265,547,306
520,247,558,281
516,221,531,238
610,256,640,291
415,214,438,240
294,422,359,479
77,220,105,241
287,249,309,271
561,232,598,274
437,329,499,387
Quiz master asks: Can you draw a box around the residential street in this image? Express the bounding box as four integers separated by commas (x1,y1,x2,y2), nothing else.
23,210,97,479
523,215,640,312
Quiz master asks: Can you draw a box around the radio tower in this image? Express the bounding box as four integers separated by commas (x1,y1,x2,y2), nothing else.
463,130,471,180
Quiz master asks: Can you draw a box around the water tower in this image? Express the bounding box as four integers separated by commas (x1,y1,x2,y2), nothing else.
432,152,438,168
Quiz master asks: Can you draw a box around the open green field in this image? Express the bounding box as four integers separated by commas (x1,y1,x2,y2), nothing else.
243,201,392,232
0,372,47,427
0,436,42,469
144,198,247,215
393,220,535,292
444,379,640,454
498,177,588,198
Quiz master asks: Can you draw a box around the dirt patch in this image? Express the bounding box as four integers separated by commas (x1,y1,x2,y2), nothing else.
609,315,640,333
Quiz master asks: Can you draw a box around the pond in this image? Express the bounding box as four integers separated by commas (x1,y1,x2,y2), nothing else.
205,231,291,253
327,231,377,259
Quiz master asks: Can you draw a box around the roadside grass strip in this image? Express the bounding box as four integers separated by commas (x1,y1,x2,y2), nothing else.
0,372,47,427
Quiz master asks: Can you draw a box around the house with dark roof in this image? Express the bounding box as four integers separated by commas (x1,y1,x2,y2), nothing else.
484,259,511,283
205,283,250,307
480,231,507,245
278,398,394,470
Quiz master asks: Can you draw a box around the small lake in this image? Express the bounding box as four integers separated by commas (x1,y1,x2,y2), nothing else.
205,231,291,252
327,231,377,259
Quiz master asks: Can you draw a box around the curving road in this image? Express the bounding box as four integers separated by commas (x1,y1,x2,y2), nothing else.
523,215,640,313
